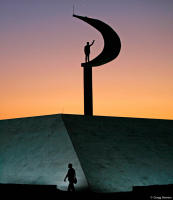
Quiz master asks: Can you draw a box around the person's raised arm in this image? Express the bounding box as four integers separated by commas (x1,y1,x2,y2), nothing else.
90,40,95,46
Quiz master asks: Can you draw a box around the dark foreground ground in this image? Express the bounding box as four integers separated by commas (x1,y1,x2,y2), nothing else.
0,184,173,200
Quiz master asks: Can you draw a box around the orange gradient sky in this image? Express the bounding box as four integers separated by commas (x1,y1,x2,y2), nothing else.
0,0,173,120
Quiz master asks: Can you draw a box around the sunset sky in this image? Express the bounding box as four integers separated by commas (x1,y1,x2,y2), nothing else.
0,0,173,120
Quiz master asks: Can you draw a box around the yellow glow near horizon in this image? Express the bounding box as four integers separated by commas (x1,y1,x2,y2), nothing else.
0,1,173,120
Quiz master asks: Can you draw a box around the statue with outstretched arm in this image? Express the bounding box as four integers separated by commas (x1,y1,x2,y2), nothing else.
84,40,95,63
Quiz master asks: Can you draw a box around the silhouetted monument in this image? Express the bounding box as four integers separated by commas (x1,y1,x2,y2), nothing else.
73,14,121,116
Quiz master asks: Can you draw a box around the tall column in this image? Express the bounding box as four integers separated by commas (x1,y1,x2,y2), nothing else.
83,67,93,116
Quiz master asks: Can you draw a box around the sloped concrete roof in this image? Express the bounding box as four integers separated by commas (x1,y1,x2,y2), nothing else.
62,114,173,192
0,114,173,193
0,114,88,191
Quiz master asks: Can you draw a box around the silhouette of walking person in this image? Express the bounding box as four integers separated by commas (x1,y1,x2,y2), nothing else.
84,40,95,63
64,163,76,192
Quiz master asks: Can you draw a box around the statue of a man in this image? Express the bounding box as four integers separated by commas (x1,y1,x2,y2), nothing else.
84,40,95,63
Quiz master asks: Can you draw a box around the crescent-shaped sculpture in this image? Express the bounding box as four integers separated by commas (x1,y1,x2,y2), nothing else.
73,14,121,67
73,14,121,116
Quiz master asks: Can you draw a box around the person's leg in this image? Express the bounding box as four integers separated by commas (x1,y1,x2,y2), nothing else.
71,183,75,192
68,182,74,192
87,55,89,62
68,183,70,191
